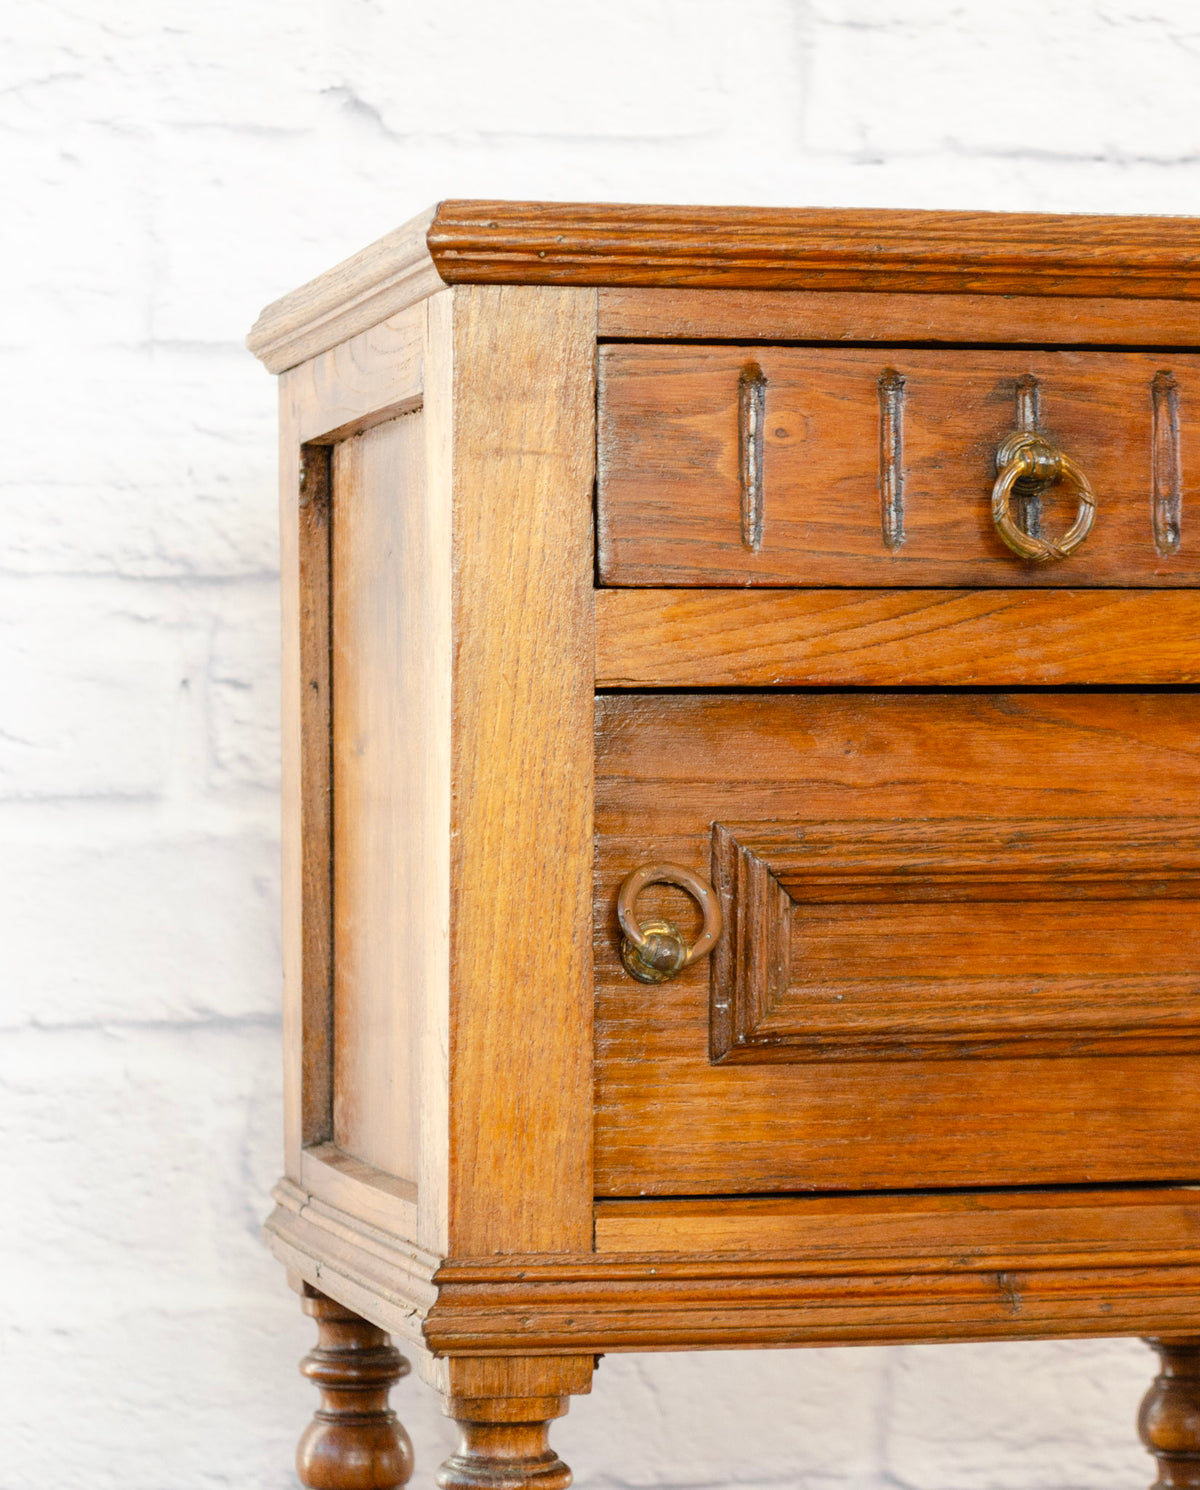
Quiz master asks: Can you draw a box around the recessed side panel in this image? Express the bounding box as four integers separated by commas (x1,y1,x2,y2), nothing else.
330,411,432,1187
594,692,1200,1196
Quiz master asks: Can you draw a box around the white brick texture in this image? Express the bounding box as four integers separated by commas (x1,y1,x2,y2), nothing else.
4,3,1197,1486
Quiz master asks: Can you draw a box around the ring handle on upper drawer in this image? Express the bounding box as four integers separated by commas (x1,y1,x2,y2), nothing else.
617,862,724,984
992,431,1097,562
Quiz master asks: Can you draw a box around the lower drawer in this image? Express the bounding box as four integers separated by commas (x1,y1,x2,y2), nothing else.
594,691,1200,1196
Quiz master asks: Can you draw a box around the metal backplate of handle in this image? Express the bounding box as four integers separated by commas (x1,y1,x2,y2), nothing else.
617,862,723,984
992,431,1096,562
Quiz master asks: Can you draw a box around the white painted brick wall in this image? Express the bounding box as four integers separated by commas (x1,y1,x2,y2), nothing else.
4,3,1198,1485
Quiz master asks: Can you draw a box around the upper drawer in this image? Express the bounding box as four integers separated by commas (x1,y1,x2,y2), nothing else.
597,345,1200,586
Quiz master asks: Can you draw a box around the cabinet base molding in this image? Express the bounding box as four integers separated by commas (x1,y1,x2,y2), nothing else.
265,1180,438,1345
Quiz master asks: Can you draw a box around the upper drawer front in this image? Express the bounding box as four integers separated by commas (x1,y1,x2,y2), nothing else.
597,346,1200,586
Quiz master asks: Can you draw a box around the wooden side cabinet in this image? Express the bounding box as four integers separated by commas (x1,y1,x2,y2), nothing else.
248,202,1200,1489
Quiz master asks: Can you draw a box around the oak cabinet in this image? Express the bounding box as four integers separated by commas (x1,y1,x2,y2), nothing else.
247,202,1200,1489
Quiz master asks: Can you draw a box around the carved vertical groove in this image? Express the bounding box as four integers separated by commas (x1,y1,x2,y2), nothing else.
1015,372,1041,433
739,361,766,551
1013,374,1042,540
877,369,906,550
1153,370,1182,556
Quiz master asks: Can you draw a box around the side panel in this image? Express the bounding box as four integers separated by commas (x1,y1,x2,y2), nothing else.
330,410,430,1187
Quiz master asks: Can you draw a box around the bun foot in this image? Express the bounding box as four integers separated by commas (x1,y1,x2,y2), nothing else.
1140,1338,1200,1490
296,1287,414,1489
436,1397,572,1489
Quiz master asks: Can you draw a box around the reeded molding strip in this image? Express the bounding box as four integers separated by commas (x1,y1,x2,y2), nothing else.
878,369,906,550
248,200,1200,372
739,362,767,551
1153,370,1183,556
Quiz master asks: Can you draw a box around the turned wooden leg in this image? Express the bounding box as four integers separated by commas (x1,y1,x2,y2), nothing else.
1140,1338,1200,1490
296,1286,414,1489
436,1396,572,1489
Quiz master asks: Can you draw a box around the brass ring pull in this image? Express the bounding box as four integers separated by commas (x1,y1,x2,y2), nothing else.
617,862,723,984
992,432,1097,562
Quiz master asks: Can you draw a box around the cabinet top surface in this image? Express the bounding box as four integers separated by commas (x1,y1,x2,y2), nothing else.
247,198,1200,372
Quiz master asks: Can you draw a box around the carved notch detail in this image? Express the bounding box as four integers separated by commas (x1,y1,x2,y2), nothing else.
877,368,906,550
1153,370,1182,557
738,362,767,551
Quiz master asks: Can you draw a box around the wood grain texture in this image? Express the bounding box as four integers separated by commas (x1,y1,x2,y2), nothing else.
709,816,1200,1063
331,415,428,1186
291,307,425,446
248,201,1200,376
598,345,1200,586
597,286,1200,344
264,1178,440,1349
595,588,1200,687
248,206,442,373
296,1286,413,1490
593,1189,1200,1265
277,400,333,1172
427,201,1200,298
446,286,596,1255
594,692,1200,1196
424,1256,1200,1353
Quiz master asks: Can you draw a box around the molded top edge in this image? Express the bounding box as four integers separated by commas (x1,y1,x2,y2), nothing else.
248,199,1200,372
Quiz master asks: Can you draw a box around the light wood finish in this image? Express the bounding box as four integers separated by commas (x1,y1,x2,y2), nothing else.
296,1286,413,1490
291,307,425,446
267,1177,439,1350
597,286,1200,344
249,207,441,374
594,691,1200,1195
277,403,332,1171
596,588,1200,686
598,344,1200,586
331,414,425,1184
445,285,597,1256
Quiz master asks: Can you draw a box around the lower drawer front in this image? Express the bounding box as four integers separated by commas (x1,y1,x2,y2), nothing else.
594,691,1200,1196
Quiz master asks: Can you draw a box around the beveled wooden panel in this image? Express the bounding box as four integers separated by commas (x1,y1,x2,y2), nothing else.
597,346,1200,586
331,413,431,1185
711,818,1200,1063
594,692,1200,1196
595,588,1200,686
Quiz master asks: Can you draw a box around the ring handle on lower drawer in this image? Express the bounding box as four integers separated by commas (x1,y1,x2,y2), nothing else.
992,431,1097,562
617,862,723,984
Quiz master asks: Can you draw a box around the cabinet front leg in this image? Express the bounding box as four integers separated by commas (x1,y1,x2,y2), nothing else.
436,1395,571,1489
296,1285,414,1489
1140,1338,1200,1490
